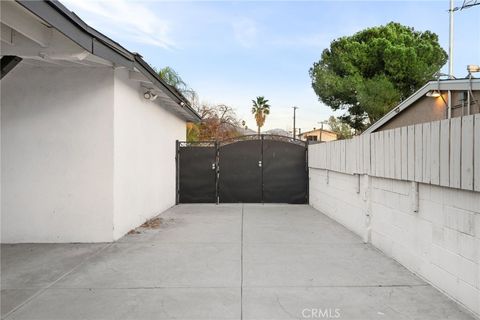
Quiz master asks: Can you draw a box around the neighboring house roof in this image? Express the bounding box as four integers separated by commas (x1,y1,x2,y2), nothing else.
300,128,337,136
14,0,201,122
363,78,480,134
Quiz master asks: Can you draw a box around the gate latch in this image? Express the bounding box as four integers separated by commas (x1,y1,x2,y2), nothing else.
258,160,262,167
211,163,216,170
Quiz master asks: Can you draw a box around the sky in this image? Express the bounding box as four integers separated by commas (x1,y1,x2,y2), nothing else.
63,0,480,132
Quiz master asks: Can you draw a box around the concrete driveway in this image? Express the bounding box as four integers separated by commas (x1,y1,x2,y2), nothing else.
1,204,476,319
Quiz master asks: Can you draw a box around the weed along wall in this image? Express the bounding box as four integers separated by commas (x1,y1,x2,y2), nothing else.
308,114,480,317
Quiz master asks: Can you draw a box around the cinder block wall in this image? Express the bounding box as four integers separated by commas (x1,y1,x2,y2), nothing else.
310,168,480,317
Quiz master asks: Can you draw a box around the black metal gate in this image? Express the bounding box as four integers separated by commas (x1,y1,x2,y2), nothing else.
177,142,217,203
176,135,308,204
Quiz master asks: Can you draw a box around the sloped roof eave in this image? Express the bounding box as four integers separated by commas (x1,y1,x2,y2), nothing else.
15,0,201,122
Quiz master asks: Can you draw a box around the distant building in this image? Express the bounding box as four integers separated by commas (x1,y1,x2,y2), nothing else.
364,78,480,134
298,128,337,142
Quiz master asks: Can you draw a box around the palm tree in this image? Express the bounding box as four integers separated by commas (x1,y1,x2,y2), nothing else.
158,66,187,90
158,66,199,108
251,96,270,135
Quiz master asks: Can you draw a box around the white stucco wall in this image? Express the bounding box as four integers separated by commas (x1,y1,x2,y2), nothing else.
112,68,185,240
1,65,187,243
1,64,114,243
309,168,480,317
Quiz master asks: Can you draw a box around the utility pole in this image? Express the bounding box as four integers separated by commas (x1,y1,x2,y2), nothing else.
292,106,299,139
448,0,454,78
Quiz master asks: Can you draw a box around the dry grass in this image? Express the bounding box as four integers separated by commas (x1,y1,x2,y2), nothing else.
127,216,176,236
140,217,163,229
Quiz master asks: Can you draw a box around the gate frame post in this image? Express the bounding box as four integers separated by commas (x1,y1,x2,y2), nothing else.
261,134,264,203
175,140,180,205
215,141,219,205
305,140,309,204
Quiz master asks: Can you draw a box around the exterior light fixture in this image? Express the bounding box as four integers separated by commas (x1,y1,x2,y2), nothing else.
143,90,158,101
426,90,441,98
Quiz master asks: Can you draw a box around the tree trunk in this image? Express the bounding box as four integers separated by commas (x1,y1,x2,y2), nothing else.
257,126,260,135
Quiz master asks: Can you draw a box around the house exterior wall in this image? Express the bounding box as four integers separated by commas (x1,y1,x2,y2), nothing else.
1,65,187,243
1,64,115,243
378,90,480,131
112,68,186,240
300,130,337,142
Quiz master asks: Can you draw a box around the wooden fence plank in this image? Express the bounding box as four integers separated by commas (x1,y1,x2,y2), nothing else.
321,143,327,169
366,134,371,175
333,141,338,172
401,126,408,180
388,130,394,178
333,142,337,171
314,144,320,168
326,142,331,170
475,114,480,191
333,141,342,171
352,137,357,173
308,145,314,167
461,115,474,190
430,120,440,185
345,139,351,174
422,122,431,184
384,131,390,178
450,117,462,188
407,125,415,181
394,128,401,179
349,138,356,174
333,141,337,171
378,131,385,177
389,130,395,178
440,119,450,187
370,132,379,176
414,124,423,182
356,136,363,174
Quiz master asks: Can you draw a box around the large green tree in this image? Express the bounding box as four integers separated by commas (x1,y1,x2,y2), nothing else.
309,22,447,132
327,116,353,140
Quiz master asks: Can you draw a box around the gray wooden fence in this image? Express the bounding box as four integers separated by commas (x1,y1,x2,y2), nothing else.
308,114,480,192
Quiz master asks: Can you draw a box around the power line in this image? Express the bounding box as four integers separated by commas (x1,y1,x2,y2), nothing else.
451,0,479,11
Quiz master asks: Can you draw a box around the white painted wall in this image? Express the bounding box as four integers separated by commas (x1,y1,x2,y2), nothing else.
1,64,114,243
112,68,185,240
1,65,187,243
309,168,480,317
